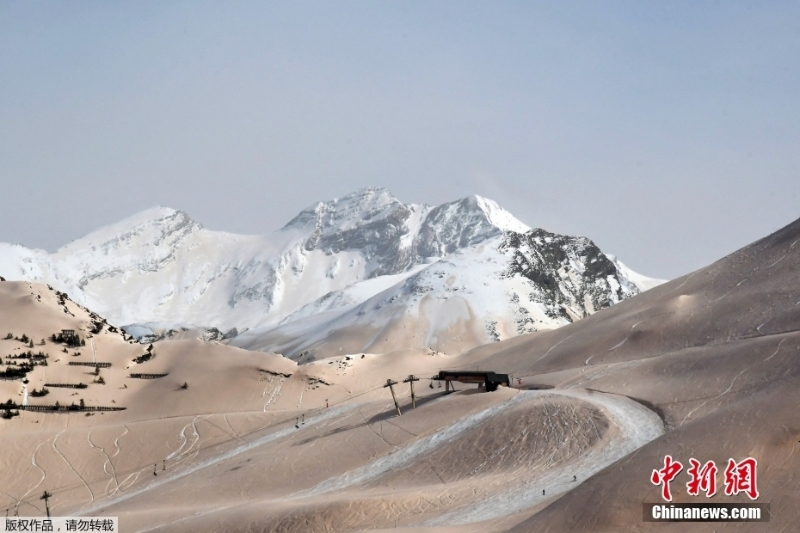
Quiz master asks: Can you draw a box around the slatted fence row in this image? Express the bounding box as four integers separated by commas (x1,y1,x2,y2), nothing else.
13,404,126,412
44,383,88,389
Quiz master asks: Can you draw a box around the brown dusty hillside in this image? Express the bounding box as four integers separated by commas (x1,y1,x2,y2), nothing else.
452,217,800,532
1,217,797,532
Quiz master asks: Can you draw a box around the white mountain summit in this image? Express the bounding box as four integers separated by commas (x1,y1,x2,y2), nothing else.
0,188,662,358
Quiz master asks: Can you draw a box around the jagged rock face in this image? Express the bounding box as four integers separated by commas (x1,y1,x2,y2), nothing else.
414,196,527,260
300,202,418,277
282,189,527,279
499,229,637,326
0,188,660,354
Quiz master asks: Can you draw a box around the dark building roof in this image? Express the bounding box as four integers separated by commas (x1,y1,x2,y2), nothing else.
432,370,510,391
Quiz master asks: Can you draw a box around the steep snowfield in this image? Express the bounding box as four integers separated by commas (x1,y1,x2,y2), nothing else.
232,230,656,359
0,188,662,356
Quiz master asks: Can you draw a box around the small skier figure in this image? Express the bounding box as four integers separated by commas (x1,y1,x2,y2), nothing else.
542,489,546,496
573,475,577,482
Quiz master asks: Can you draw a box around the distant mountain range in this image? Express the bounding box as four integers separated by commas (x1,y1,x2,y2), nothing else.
0,187,662,358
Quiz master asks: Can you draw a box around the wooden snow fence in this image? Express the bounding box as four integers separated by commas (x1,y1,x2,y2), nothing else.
44,383,88,389
15,404,126,412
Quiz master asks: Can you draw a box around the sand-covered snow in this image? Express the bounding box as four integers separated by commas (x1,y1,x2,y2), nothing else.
3,213,800,532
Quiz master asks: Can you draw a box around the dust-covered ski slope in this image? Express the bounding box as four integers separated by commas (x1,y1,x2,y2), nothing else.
81,388,662,525
296,388,663,524
78,404,361,515
428,389,664,525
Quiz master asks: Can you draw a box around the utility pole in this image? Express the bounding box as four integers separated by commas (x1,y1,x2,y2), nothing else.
40,491,51,518
403,375,420,409
383,379,402,416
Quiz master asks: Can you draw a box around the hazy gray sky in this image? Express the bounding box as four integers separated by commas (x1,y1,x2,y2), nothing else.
1,1,798,279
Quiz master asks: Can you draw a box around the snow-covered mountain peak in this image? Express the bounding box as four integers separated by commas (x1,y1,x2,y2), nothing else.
282,187,404,234
279,190,529,268
411,195,526,260
56,206,200,256
0,187,664,355
469,195,530,233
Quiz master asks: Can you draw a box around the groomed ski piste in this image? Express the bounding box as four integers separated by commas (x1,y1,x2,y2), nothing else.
76,386,663,530
426,389,664,525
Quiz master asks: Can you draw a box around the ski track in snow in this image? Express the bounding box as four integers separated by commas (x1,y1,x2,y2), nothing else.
764,338,787,362
766,254,787,270
78,403,360,515
607,337,628,352
665,270,699,296
88,429,121,497
262,376,286,412
538,333,577,363
426,389,664,525
223,415,242,441
112,426,128,458
165,416,202,467
15,441,48,514
0,487,20,511
681,368,748,425
585,314,660,366
53,430,95,505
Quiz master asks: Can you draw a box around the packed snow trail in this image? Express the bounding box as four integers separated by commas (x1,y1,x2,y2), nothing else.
79,388,663,523
426,389,664,525
15,441,48,515
87,430,118,496
78,403,360,515
165,416,202,467
295,393,531,498
53,430,95,505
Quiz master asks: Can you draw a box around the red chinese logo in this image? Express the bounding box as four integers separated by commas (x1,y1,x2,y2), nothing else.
724,457,759,500
652,456,759,501
686,458,717,497
651,455,683,502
